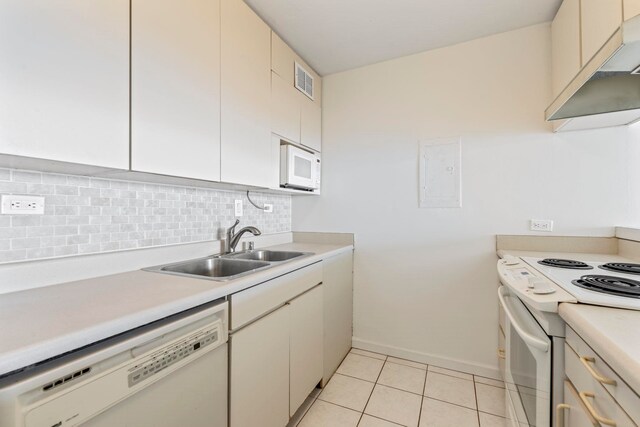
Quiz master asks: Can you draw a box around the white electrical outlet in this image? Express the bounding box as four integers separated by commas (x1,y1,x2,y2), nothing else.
234,200,243,217
1,195,45,215
264,204,273,213
530,219,554,232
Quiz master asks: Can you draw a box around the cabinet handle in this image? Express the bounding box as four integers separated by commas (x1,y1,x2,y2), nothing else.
556,403,570,427
497,348,505,359
578,391,617,426
580,356,617,386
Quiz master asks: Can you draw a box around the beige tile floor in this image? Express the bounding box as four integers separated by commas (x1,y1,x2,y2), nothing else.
290,348,507,427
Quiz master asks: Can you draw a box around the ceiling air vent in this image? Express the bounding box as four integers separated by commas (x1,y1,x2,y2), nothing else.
295,62,314,100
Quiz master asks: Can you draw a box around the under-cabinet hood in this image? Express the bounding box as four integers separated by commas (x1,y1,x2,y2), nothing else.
546,15,640,131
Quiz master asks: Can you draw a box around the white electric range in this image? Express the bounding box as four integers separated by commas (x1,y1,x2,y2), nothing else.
497,255,640,427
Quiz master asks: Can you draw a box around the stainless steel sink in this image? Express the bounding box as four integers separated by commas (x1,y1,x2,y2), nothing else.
147,257,271,281
145,249,314,281
225,250,309,262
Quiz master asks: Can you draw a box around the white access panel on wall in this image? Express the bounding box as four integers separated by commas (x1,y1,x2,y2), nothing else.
419,138,461,208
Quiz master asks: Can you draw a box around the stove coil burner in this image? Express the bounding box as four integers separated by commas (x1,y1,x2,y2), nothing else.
599,263,640,275
537,258,593,270
572,275,640,299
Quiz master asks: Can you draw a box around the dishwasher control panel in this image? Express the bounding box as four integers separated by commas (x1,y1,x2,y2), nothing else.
128,323,220,387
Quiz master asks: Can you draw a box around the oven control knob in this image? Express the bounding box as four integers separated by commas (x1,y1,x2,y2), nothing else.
527,277,544,289
533,283,556,294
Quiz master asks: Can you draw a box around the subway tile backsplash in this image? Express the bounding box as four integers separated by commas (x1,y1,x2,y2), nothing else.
0,169,291,263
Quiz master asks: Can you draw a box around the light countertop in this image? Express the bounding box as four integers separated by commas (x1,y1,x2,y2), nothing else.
559,303,640,395
0,241,352,377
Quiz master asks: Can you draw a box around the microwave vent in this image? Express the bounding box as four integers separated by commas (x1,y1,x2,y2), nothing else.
295,62,314,100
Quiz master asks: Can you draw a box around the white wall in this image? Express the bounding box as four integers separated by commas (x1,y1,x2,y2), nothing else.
292,23,640,376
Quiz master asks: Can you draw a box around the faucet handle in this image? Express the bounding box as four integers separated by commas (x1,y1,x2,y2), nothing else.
228,219,240,234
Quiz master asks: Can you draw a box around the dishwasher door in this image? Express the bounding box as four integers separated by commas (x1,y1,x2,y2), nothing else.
0,300,228,427
83,343,227,427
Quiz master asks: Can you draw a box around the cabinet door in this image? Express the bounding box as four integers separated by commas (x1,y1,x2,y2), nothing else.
581,0,623,66
290,285,324,416
131,0,221,181
300,95,322,152
551,0,581,98
272,72,301,143
625,0,640,20
562,380,599,427
230,305,290,427
0,0,129,169
322,251,354,385
272,32,296,84
221,0,272,187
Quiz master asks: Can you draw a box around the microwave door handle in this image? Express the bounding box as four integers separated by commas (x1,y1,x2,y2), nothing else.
498,287,550,353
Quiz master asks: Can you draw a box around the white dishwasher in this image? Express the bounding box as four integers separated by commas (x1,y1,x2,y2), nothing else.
0,299,228,427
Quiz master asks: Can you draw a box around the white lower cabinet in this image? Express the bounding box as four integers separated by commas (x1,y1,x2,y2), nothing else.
562,327,639,427
289,286,324,415
230,305,290,427
321,251,354,385
229,263,324,426
561,380,599,427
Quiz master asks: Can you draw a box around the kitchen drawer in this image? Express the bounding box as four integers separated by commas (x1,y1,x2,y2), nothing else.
565,342,637,426
566,326,640,424
561,379,599,427
230,262,322,330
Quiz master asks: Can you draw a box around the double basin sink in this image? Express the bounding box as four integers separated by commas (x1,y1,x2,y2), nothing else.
145,250,313,281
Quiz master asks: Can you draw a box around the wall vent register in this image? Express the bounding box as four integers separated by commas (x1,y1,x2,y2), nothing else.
294,62,314,100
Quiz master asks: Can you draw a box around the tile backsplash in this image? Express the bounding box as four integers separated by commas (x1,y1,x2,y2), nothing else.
0,169,291,263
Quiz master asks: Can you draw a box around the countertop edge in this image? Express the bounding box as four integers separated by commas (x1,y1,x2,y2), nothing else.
0,242,353,377
558,303,640,396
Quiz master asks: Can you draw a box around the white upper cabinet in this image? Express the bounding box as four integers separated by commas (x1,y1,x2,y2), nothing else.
581,0,623,66
131,0,221,181
625,0,640,20
271,32,322,153
271,32,322,108
300,95,322,152
551,0,581,98
271,72,301,144
221,0,272,187
0,0,129,169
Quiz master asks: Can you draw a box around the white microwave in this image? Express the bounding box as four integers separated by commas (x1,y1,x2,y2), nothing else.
280,145,321,191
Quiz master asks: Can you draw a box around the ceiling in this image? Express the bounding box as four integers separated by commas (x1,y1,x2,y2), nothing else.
245,0,562,76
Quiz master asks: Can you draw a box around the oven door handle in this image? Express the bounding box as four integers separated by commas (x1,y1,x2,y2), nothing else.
498,287,550,353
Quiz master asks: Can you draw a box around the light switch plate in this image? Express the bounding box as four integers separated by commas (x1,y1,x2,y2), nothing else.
1,195,45,215
234,200,243,217
264,204,273,213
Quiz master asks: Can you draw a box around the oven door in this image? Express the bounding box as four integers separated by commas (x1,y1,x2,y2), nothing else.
498,286,551,427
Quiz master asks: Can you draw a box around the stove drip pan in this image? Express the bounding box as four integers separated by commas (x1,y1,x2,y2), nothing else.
538,259,593,270
599,263,640,275
572,275,640,299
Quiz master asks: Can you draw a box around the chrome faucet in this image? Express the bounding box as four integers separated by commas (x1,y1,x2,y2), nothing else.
224,220,261,254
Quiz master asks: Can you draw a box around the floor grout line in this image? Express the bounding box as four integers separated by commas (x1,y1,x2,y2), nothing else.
473,380,481,427
304,348,506,427
416,360,429,427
